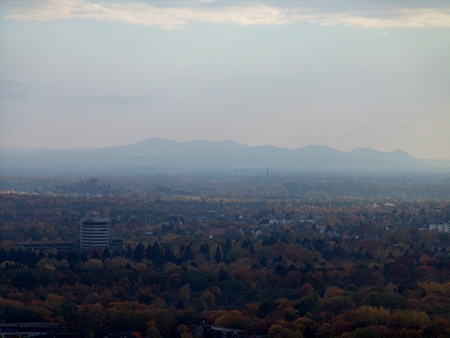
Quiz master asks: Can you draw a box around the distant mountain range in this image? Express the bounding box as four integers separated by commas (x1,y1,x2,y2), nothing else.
1,138,449,173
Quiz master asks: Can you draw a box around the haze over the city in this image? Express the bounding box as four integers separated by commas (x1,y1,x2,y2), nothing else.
1,0,449,159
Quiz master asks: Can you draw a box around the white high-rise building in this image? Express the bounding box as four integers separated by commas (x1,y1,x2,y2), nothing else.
80,218,110,250
429,223,450,233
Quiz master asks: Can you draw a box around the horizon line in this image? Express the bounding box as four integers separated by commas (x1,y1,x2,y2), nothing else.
2,136,448,161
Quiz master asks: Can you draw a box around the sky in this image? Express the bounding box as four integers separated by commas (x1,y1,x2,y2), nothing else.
0,0,449,159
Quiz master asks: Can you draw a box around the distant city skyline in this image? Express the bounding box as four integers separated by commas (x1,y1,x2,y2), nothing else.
1,0,449,159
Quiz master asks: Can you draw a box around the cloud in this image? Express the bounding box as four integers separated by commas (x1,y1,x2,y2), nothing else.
2,0,450,29
66,94,153,105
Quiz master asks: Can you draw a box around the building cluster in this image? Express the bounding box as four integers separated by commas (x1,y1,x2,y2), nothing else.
56,177,111,197
18,217,123,254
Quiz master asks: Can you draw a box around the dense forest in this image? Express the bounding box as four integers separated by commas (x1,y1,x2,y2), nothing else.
1,189,450,337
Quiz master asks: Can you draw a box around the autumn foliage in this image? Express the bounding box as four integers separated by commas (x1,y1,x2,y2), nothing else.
1,193,450,337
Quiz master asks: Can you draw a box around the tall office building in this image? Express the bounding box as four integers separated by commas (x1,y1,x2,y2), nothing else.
80,217,110,250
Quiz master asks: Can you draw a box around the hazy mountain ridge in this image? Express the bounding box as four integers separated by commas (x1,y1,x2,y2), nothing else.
1,138,449,172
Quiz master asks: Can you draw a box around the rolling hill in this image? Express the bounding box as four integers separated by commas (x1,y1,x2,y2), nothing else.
1,138,448,173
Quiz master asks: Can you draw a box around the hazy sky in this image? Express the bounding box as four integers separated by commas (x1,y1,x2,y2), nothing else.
1,0,449,159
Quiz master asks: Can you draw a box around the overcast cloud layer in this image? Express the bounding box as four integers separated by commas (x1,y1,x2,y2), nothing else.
1,0,449,159
4,0,450,28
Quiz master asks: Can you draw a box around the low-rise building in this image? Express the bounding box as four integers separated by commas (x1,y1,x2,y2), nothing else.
18,241,77,252
0,323,60,338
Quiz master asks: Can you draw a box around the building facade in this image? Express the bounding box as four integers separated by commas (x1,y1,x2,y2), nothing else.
80,218,110,250
429,223,450,233
18,241,77,252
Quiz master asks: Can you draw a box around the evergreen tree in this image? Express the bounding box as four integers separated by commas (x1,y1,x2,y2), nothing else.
249,245,255,254
67,251,78,265
199,243,209,255
183,245,194,262
145,243,152,260
91,249,102,260
163,244,176,264
241,238,251,249
150,241,163,267
218,268,229,281
214,245,223,263
223,238,232,261
134,242,145,262
0,248,8,263
55,250,66,261
103,246,111,260
125,244,133,259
